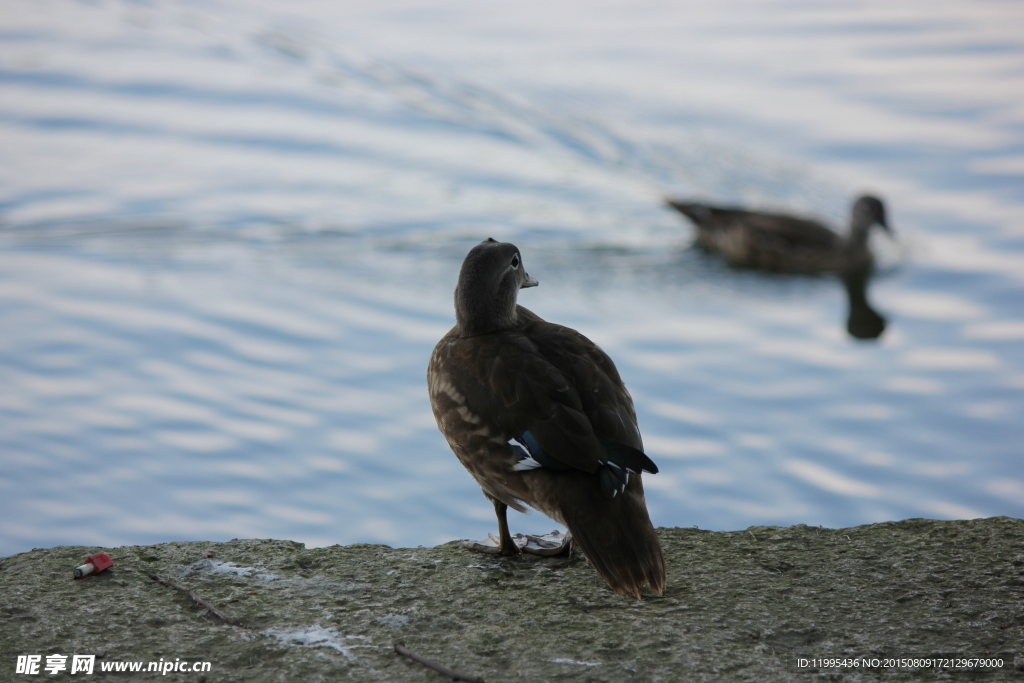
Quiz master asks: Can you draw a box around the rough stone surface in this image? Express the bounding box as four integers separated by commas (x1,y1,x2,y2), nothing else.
2,517,1023,681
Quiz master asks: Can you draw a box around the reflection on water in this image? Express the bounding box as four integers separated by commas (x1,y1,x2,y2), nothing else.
842,269,887,340
1,0,1023,556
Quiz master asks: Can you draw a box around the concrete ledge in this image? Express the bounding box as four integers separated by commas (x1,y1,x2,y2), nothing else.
3,517,1023,681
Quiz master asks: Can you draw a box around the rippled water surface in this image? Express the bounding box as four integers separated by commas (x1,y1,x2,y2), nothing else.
2,0,1023,555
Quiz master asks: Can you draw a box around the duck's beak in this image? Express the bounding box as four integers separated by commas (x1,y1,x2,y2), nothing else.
879,219,895,236
521,272,539,288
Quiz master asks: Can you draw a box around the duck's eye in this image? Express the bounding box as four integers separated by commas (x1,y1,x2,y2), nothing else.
511,254,520,269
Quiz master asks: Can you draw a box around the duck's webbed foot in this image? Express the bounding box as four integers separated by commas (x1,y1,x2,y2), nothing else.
462,532,524,554
462,501,571,556
460,500,574,556
461,531,571,555
520,530,572,556
460,499,524,554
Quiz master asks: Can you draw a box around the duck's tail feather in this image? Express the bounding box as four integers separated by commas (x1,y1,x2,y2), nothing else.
562,477,665,599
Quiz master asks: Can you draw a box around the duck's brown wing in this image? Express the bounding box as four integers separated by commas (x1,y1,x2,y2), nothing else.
432,307,646,475
517,307,643,453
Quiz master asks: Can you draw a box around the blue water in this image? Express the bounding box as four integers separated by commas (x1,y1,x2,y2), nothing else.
1,0,1023,556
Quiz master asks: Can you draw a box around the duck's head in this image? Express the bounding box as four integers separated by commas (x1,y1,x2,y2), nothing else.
852,195,892,235
455,238,538,336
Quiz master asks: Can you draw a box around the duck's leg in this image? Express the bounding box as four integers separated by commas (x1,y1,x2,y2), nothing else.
493,500,522,556
460,498,526,554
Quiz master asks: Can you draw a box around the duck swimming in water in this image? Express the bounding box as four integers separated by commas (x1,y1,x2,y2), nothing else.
666,195,893,274
427,239,665,598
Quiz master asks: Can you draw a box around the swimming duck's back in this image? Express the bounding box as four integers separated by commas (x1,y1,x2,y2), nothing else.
667,200,855,272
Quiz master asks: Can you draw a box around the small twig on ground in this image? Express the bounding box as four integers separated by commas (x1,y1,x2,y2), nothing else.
146,573,235,624
394,642,482,683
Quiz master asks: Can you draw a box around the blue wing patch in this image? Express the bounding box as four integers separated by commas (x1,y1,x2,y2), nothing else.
509,431,569,472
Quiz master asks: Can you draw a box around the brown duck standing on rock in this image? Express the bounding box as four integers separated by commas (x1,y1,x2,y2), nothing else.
427,239,665,598
666,194,893,273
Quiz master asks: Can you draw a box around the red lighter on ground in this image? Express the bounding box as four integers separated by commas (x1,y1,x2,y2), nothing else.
73,553,113,579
